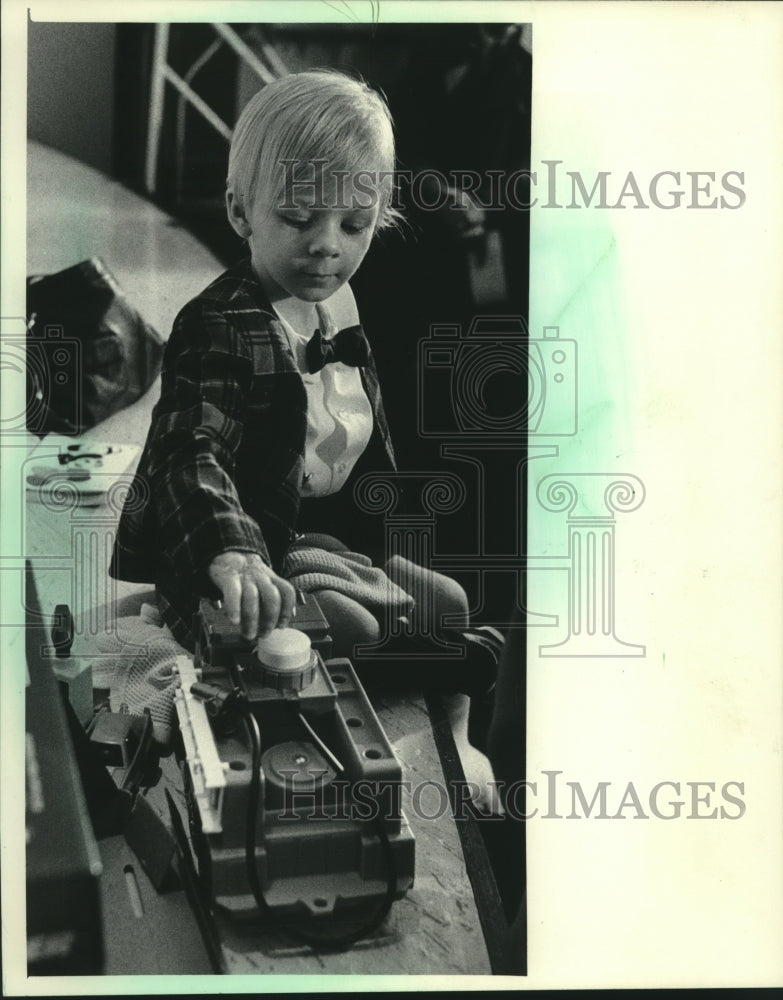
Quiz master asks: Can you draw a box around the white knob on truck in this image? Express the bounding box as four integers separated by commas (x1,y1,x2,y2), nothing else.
255,628,316,690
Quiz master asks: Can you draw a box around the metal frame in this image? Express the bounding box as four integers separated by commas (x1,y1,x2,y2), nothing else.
144,23,284,195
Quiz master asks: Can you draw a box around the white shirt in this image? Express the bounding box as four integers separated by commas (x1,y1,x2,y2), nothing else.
276,300,373,497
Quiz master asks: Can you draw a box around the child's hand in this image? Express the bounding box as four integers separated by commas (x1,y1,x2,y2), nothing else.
208,551,296,641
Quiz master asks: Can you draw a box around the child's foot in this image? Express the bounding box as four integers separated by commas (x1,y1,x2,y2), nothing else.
444,693,504,816
457,740,505,815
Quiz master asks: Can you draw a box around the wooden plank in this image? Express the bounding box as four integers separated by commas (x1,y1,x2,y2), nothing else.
425,692,512,974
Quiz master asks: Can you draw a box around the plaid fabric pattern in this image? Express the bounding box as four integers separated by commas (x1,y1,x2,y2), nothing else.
109,258,396,648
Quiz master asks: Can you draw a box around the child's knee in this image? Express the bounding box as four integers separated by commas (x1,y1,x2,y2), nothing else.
430,571,469,623
311,589,380,658
385,555,469,628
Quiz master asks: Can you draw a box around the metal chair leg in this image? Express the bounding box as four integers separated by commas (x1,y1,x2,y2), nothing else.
145,23,170,195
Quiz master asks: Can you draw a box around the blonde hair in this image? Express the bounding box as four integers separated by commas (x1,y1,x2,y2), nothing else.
227,70,400,230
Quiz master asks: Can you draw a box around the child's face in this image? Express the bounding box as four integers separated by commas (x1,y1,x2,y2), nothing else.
237,179,380,304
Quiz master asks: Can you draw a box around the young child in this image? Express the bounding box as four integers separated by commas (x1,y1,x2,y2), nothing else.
110,70,470,658
110,69,502,811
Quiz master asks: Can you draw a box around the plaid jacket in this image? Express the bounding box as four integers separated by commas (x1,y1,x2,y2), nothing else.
109,258,396,647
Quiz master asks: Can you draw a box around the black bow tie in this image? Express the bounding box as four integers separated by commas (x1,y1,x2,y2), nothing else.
306,325,370,374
